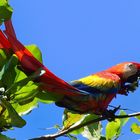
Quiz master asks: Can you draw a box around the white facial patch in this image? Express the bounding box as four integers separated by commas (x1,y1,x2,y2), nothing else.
123,63,137,79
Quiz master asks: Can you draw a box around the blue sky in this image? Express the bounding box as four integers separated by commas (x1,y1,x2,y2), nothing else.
3,0,140,139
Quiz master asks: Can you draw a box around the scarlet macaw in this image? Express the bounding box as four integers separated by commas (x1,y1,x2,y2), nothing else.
0,20,140,115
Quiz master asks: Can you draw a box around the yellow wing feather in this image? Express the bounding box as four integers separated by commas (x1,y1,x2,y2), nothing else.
72,71,121,93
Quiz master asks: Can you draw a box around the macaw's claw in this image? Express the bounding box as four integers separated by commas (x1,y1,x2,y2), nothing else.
102,105,121,121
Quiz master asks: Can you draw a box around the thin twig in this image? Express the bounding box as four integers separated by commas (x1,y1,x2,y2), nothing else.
30,112,140,140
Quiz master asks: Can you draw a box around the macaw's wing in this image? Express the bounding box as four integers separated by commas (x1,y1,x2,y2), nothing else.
70,71,121,94
56,72,122,114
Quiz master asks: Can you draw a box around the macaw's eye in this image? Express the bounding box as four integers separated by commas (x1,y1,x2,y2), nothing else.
126,63,136,70
127,63,134,68
123,63,137,80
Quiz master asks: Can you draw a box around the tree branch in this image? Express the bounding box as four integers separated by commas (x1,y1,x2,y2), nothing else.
30,112,140,140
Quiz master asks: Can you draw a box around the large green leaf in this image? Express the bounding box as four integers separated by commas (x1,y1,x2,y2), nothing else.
0,0,13,24
106,119,121,140
105,110,129,140
11,81,39,104
0,99,26,130
7,69,44,115
0,55,18,88
62,110,85,139
26,44,43,63
6,67,45,96
62,109,101,138
131,123,140,134
12,98,38,116
63,109,84,130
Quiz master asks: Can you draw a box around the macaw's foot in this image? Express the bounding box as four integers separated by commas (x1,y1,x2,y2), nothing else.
102,105,121,121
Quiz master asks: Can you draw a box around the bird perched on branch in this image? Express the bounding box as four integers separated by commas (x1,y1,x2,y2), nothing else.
0,20,140,115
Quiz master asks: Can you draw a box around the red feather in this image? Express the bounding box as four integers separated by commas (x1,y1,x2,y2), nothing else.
4,21,80,97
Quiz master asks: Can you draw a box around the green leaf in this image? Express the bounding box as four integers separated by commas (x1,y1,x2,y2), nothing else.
0,49,7,69
0,55,18,88
0,99,26,129
63,109,84,130
6,68,45,95
12,81,39,104
80,114,102,140
66,134,78,140
131,123,140,134
135,115,140,122
12,98,38,116
8,73,41,115
0,0,13,24
26,44,43,63
5,67,46,116
14,68,27,83
80,114,99,126
82,122,102,140
105,119,121,140
0,63,5,82
0,133,15,140
119,110,129,127
105,110,129,140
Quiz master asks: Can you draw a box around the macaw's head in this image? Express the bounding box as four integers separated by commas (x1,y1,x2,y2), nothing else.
106,62,140,82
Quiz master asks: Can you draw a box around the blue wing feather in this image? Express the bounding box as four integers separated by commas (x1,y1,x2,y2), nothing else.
69,72,121,94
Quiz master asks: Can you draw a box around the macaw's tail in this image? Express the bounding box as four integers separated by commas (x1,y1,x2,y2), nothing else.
3,20,81,97
0,30,11,52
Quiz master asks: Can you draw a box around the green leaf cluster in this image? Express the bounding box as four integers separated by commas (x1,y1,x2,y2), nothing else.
0,0,13,24
63,109,105,140
62,110,140,140
0,44,59,133
0,43,139,140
